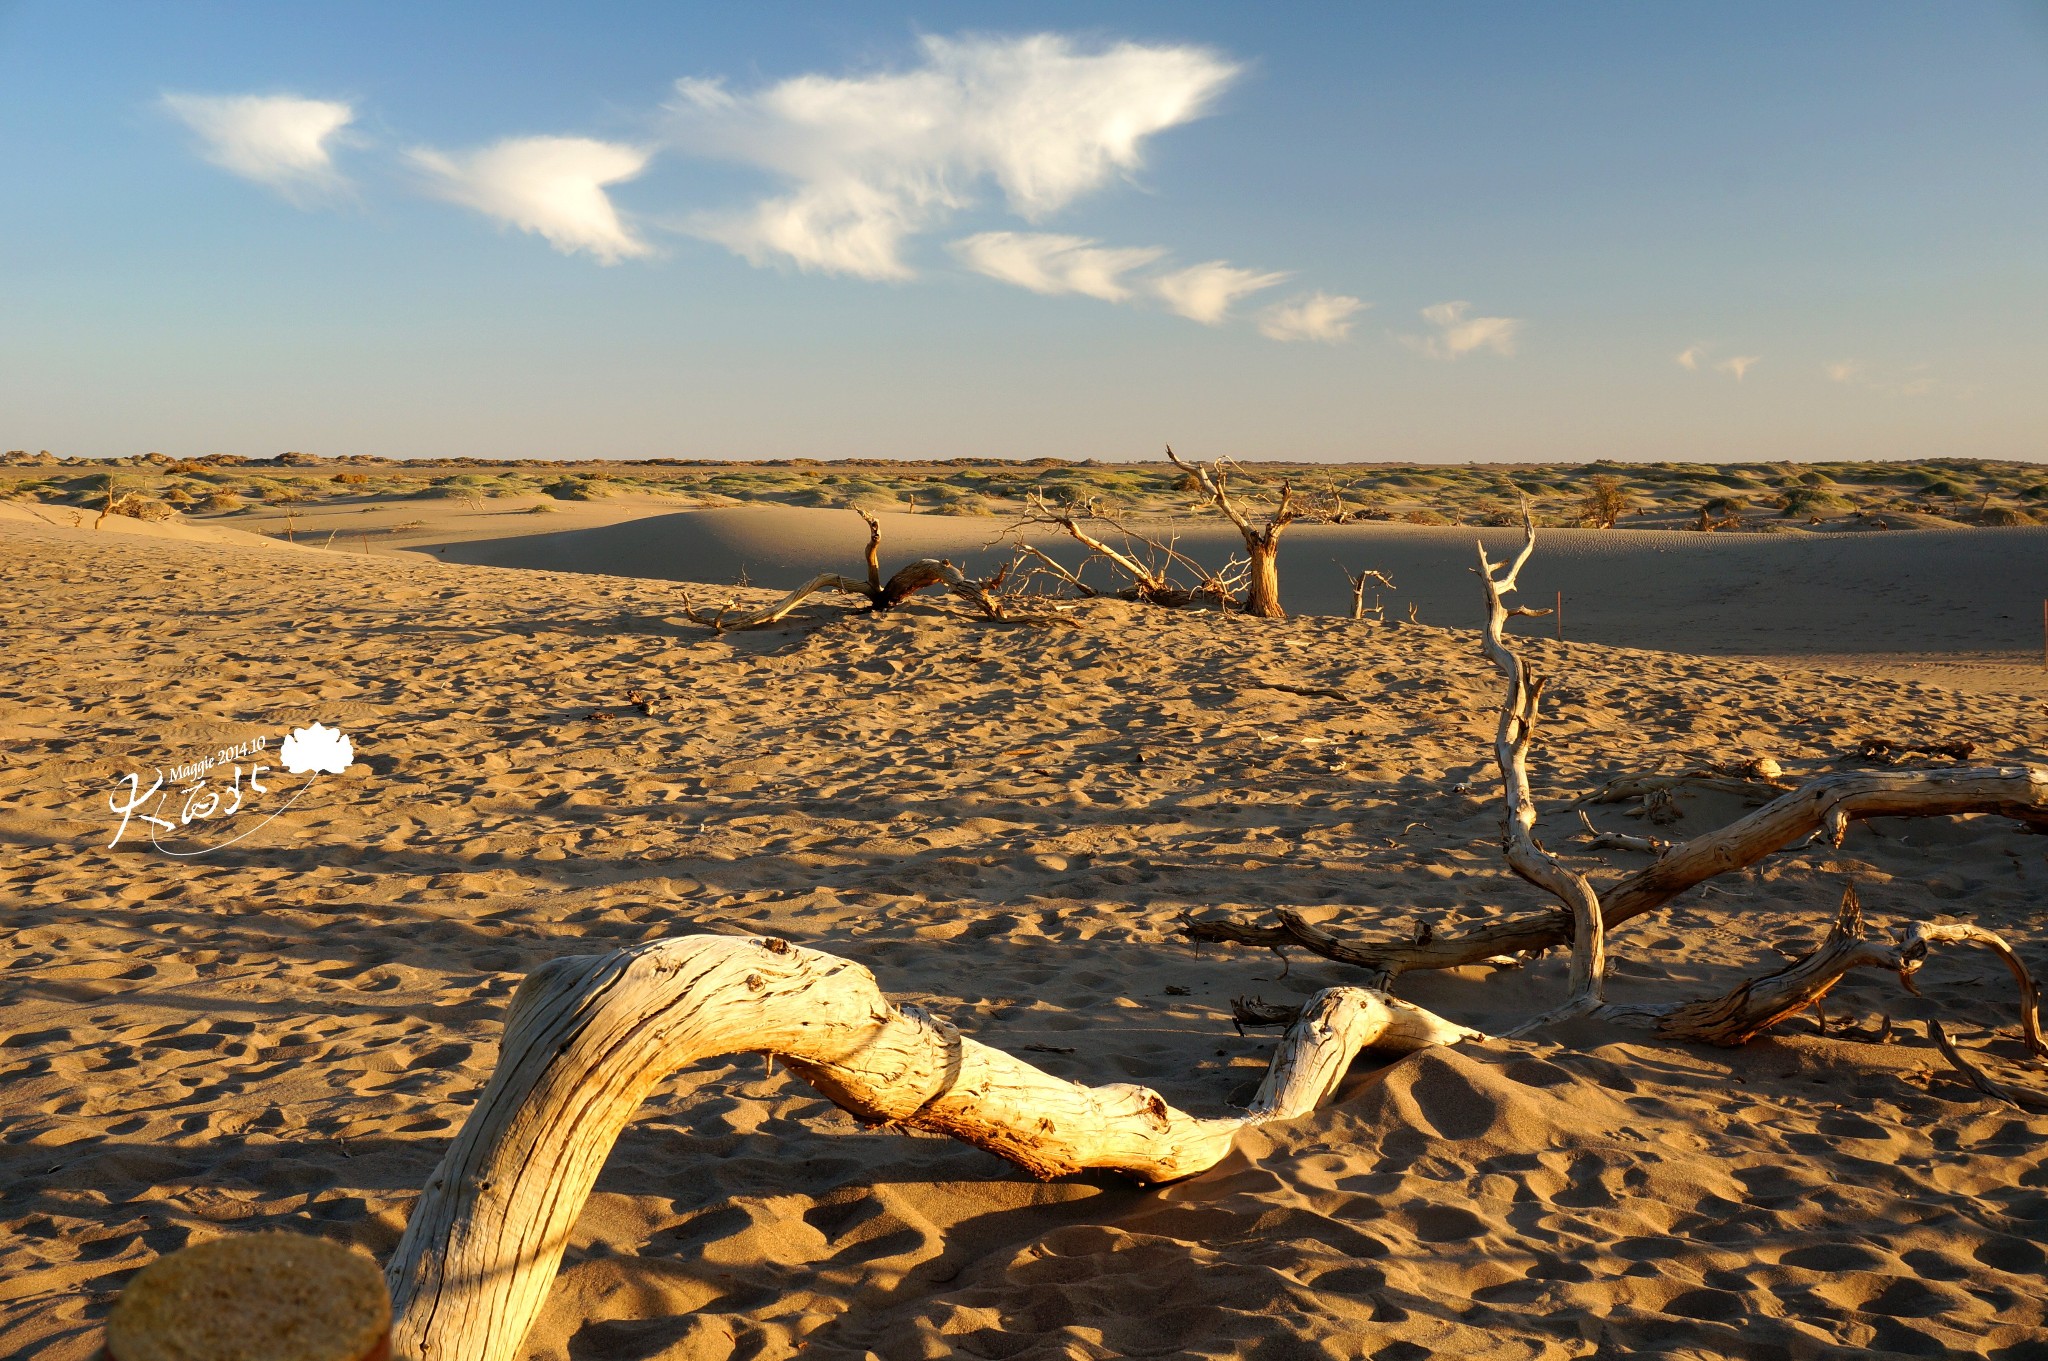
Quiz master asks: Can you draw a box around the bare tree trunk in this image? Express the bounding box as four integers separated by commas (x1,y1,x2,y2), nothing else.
1245,542,1283,620
386,934,1481,1361
1165,446,1297,619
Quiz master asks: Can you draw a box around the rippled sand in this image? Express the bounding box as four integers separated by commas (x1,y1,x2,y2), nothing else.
2,514,2044,1359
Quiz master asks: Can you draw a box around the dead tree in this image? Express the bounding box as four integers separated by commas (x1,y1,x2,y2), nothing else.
681,509,1050,629
385,933,1482,1361
1010,492,1245,609
1187,512,2048,1063
1165,446,1299,619
1340,564,1396,621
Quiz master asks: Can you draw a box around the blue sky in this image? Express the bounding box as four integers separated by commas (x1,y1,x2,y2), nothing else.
2,2,2044,463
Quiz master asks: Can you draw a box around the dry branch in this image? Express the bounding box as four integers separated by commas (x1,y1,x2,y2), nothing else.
681,510,1059,629
1475,511,1606,1028
1621,885,2048,1056
387,933,1482,1361
1929,1022,2048,1108
1187,765,2048,983
1341,564,1397,621
1012,492,1242,609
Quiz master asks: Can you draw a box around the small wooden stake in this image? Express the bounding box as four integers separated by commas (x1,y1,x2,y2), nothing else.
1556,590,1564,642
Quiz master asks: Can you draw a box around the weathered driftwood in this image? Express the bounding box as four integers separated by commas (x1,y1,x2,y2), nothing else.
1474,514,1605,1031
1165,445,1298,619
386,933,1481,1361
1625,886,2048,1063
681,509,1050,629
1576,809,1672,857
1341,564,1396,621
1013,492,1242,609
1929,1021,2048,1108
1186,512,2048,1060
1582,759,1790,807
1186,765,2048,984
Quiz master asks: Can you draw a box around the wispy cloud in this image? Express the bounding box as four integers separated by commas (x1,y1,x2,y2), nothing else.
1257,291,1368,343
667,33,1239,279
1678,343,1759,380
1402,301,1521,360
408,136,654,264
162,92,355,201
949,231,1165,301
1150,261,1289,324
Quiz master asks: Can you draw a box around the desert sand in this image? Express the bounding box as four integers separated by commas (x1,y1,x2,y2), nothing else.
2,507,2045,1359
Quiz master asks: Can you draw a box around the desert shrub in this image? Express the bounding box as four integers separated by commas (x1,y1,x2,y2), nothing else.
1979,505,2033,526
203,492,245,512
162,487,197,506
543,477,610,500
1400,508,1449,525
1703,495,1748,519
1777,488,1853,517
1794,470,1835,486
1579,474,1635,528
107,492,177,521
332,472,370,485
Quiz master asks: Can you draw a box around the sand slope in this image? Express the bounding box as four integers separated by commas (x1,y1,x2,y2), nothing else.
430,507,2048,689
2,513,2045,1359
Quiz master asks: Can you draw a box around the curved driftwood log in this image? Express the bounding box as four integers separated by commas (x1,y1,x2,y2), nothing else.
385,933,1481,1361
1637,886,2048,1053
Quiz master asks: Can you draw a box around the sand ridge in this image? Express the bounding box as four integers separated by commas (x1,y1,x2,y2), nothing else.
426,506,2048,690
1,514,2045,1359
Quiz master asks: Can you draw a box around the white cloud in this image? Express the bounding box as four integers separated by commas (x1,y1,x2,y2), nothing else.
950,231,1166,301
1826,359,1859,383
1679,343,1760,381
408,136,654,264
1150,261,1289,324
162,93,355,200
668,33,1239,279
1402,301,1522,360
1257,292,1368,343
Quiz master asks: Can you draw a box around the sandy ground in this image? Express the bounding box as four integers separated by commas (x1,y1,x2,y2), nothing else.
3,512,2046,1360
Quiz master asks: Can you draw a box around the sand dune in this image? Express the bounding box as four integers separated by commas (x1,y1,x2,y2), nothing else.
3,510,2045,1359
0,497,307,551
428,506,2048,684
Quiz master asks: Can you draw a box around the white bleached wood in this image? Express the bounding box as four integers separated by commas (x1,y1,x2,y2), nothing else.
1475,511,1606,1031
385,935,1481,1361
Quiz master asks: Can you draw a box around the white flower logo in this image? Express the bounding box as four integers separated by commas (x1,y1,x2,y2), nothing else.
279,722,354,775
